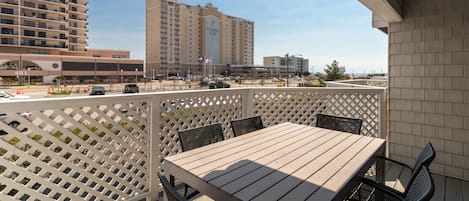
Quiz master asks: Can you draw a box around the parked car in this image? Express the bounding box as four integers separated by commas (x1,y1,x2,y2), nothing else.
209,81,231,89
89,86,105,95
0,91,30,101
200,80,208,87
123,84,139,93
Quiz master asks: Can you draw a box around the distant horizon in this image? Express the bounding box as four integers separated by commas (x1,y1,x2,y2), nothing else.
88,0,388,74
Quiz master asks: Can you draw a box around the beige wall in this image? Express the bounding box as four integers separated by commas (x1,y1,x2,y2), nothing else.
388,0,469,180
146,0,162,75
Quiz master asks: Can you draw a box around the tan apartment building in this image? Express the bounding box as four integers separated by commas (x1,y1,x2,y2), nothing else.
146,0,254,78
0,0,143,84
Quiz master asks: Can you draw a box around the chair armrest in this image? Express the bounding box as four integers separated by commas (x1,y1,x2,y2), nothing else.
376,156,412,170
361,177,405,200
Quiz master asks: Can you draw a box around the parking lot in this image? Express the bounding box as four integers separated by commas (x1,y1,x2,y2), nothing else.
0,79,288,99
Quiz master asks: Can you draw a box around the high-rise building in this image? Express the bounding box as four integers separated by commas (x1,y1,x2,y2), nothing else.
0,0,144,85
0,0,88,53
264,56,309,75
146,0,254,78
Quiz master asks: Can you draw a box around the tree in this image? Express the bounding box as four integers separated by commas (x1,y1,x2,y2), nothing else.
324,60,346,81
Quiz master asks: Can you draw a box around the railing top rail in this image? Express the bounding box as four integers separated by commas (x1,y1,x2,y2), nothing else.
325,81,387,89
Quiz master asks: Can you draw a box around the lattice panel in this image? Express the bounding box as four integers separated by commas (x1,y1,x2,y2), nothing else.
0,99,151,201
158,93,244,165
252,89,382,137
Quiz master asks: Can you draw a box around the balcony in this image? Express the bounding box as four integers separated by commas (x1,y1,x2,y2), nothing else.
39,0,67,6
21,13,67,23
20,5,68,16
0,87,386,200
0,0,18,5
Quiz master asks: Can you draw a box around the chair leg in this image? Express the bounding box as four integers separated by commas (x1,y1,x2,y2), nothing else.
184,184,188,197
170,175,175,187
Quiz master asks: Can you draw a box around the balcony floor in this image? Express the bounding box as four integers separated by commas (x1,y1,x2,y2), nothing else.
383,162,468,201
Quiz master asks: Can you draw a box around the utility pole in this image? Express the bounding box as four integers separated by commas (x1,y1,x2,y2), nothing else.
286,53,289,87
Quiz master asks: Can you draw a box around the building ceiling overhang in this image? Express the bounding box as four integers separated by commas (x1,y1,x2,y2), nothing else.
359,0,403,33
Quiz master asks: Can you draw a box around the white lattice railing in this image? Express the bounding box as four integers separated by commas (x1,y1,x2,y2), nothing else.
0,87,386,201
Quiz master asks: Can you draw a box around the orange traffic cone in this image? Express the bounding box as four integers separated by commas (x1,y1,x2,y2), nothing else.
16,88,24,94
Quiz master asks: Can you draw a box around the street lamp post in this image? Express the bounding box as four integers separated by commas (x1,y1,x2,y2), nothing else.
27,68,31,88
135,68,138,83
120,69,124,85
285,54,289,87
285,53,302,87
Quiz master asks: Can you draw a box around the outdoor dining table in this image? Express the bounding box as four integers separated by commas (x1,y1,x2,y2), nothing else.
162,122,386,201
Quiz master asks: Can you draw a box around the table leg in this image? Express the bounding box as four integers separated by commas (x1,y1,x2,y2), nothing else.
375,145,386,200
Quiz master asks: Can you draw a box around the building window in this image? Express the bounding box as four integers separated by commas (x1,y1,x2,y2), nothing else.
23,1,35,8
1,28,14,34
24,39,35,46
37,22,46,28
92,54,101,57
112,55,127,58
38,32,46,38
24,30,35,37
1,8,14,15
29,50,50,54
38,4,47,10
1,38,14,45
0,19,14,24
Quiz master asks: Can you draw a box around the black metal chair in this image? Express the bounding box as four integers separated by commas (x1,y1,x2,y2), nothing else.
159,174,188,201
378,143,435,189
178,123,224,152
357,166,435,201
177,123,224,198
316,113,363,134
230,116,264,137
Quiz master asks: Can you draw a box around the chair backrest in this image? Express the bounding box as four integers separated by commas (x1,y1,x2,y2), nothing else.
178,124,224,152
231,116,264,137
404,166,434,201
316,114,363,134
411,143,435,172
159,174,188,201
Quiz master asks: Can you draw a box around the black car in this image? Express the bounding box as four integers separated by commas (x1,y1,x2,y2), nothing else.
90,86,105,95
124,84,139,93
209,81,231,89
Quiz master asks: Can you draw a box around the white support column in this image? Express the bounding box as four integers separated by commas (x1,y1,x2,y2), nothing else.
149,95,162,200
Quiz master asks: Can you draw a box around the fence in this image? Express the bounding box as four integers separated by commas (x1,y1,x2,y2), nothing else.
0,87,386,201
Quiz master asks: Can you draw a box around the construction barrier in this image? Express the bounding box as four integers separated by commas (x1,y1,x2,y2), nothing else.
16,88,24,94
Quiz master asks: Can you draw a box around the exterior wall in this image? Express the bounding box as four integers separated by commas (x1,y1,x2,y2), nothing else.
0,53,143,84
388,0,469,179
146,0,162,77
263,56,310,73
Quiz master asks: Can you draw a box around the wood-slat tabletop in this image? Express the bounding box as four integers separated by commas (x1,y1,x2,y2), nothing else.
163,122,386,201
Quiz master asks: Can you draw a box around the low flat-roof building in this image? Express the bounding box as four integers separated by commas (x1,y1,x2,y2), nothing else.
264,55,309,75
0,0,143,85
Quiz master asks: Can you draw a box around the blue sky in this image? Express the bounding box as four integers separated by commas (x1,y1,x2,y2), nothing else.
88,0,388,74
